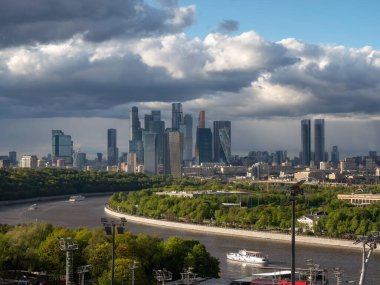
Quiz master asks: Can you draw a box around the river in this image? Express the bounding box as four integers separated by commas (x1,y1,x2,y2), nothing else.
0,195,379,284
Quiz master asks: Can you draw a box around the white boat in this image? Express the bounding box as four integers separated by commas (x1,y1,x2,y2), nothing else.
69,195,85,202
226,249,269,264
28,204,38,210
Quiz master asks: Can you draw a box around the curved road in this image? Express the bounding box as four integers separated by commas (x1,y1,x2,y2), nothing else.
0,195,379,284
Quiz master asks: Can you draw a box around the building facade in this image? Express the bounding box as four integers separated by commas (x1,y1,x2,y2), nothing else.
314,119,325,166
107,128,118,166
52,130,73,166
164,131,183,178
20,155,38,169
213,121,231,165
301,119,311,166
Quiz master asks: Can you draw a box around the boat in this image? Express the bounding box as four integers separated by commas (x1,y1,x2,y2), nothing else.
28,204,38,210
69,195,85,202
249,268,328,285
226,249,269,264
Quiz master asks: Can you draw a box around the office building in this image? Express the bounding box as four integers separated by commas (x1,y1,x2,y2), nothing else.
20,155,38,169
196,128,213,164
314,119,325,166
213,121,231,165
127,152,137,173
164,131,183,178
198,110,205,128
143,132,157,175
172,103,183,131
52,130,73,166
73,151,86,169
8,151,17,166
129,106,143,163
107,129,118,166
301,120,311,166
181,114,193,163
142,110,165,174
97,153,103,163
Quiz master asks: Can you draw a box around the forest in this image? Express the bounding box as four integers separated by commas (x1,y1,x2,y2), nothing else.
0,223,219,284
107,179,380,239
0,169,170,201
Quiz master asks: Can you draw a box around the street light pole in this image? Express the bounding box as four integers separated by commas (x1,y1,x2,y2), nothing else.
289,180,304,285
101,217,127,285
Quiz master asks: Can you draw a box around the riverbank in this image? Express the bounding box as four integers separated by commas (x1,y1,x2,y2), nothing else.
104,206,361,250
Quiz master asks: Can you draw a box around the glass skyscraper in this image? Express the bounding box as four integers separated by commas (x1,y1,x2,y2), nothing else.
314,119,325,165
52,130,73,166
301,120,311,166
107,128,118,166
171,103,183,131
213,121,231,165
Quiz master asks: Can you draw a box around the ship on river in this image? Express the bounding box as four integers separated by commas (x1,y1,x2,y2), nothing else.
227,249,269,264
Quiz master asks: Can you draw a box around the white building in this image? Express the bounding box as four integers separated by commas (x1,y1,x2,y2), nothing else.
20,155,38,169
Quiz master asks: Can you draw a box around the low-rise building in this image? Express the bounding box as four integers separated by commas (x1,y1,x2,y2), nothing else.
338,193,380,206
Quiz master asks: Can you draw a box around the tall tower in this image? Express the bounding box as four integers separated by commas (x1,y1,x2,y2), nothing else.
181,114,193,163
107,129,118,166
172,103,183,131
164,131,183,178
331,145,339,166
314,119,325,166
129,106,143,164
52,130,73,166
213,121,231,165
198,110,205,128
130,106,141,141
301,120,311,166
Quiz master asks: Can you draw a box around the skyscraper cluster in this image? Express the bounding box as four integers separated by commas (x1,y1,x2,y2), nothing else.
125,103,231,177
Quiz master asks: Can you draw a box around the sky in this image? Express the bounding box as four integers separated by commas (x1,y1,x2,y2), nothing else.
1,0,380,159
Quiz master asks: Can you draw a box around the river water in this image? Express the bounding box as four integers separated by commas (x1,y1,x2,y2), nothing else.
0,195,379,284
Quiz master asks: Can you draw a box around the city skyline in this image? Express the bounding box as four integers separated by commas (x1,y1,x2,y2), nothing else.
1,1,380,158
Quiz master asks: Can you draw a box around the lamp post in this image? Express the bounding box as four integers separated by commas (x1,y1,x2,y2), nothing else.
101,217,127,285
289,180,304,285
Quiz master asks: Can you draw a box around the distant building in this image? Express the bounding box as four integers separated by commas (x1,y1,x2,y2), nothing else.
164,131,183,178
97,152,103,163
52,130,73,166
338,193,380,206
301,119,311,166
127,152,137,173
198,110,205,128
20,155,38,169
8,151,17,166
73,151,86,169
129,106,143,164
196,128,212,164
0,159,10,169
331,146,339,166
314,119,325,166
213,121,231,165
107,129,118,166
143,132,157,175
171,103,183,131
181,114,193,164
297,214,321,232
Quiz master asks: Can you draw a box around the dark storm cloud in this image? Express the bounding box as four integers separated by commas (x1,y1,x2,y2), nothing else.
0,0,195,47
215,19,239,33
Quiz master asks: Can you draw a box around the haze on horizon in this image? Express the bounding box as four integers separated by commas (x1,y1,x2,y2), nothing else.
1,0,380,159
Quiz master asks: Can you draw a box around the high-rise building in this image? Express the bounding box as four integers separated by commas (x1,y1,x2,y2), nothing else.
331,146,339,166
314,119,325,166
196,128,212,164
73,151,86,169
97,153,103,163
198,110,205,128
143,132,157,175
181,114,193,163
130,106,141,141
129,106,143,163
213,121,231,165
301,120,311,166
52,130,73,166
164,131,183,178
172,103,183,131
107,129,118,166
8,151,17,166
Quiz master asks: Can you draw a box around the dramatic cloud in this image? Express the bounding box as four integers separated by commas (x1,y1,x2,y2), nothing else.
0,0,195,47
1,0,380,157
215,19,239,33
